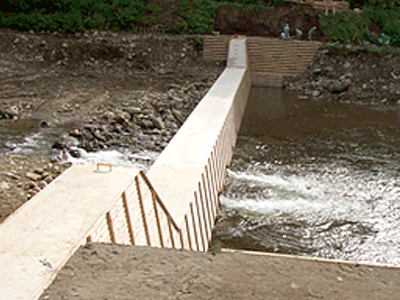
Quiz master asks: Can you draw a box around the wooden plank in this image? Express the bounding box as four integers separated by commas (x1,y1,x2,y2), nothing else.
194,192,206,251
122,191,135,245
152,189,164,248
136,176,151,246
106,212,117,244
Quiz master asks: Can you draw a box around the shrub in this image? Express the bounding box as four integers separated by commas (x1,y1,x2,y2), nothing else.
364,5,400,46
0,0,148,33
319,10,372,45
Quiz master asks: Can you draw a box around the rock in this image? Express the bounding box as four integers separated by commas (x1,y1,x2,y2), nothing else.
312,90,321,97
151,117,165,130
6,106,19,117
25,181,40,191
5,172,20,180
172,96,183,103
38,180,48,189
139,119,153,129
102,111,115,121
26,172,42,181
165,121,178,130
5,142,17,150
0,181,10,190
172,109,185,124
115,112,131,125
313,68,322,75
35,55,45,62
34,168,44,175
324,66,334,76
91,129,107,142
68,149,81,158
44,175,55,184
326,80,348,94
125,107,141,115
40,120,50,128
70,129,81,138
41,172,51,179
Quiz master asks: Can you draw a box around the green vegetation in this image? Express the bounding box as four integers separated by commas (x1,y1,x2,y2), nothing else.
0,0,280,34
320,1,400,47
0,0,149,33
0,0,399,50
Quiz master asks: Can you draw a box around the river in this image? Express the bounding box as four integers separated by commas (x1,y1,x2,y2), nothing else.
212,87,400,266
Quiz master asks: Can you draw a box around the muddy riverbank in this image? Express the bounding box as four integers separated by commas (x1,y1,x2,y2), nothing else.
285,47,400,106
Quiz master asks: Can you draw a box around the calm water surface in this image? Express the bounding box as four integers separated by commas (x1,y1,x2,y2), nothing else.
213,87,400,266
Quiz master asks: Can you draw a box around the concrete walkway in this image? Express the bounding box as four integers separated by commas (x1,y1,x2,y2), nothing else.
0,165,138,300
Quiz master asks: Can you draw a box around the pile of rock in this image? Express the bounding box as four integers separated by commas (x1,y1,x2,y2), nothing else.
0,155,71,222
53,79,217,156
284,48,400,105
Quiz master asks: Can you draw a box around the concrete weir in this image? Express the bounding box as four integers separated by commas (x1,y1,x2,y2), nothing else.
147,38,250,250
0,38,250,299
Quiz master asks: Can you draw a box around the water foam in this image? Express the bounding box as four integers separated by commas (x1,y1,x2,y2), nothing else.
220,164,400,265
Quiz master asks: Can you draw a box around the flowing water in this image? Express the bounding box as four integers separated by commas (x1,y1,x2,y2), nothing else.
0,118,158,169
213,87,400,266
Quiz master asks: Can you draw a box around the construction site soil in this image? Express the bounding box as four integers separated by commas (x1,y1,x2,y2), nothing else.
40,243,400,300
1,25,400,298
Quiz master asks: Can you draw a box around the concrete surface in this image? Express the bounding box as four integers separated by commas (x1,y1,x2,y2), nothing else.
0,164,138,300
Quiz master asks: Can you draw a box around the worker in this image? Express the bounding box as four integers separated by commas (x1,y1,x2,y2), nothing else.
283,23,290,39
308,26,316,40
296,28,303,40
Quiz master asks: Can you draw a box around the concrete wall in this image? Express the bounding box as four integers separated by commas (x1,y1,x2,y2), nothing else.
147,38,251,251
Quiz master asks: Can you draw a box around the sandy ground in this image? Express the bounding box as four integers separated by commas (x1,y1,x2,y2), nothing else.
40,243,400,300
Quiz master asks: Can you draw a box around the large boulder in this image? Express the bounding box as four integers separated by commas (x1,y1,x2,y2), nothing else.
325,80,348,94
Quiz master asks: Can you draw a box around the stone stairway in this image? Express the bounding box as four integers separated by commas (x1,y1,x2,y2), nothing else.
203,35,321,87
203,35,231,61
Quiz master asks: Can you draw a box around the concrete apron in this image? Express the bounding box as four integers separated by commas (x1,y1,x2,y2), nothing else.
0,165,139,300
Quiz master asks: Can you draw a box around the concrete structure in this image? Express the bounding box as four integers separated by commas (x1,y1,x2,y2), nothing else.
86,38,250,251
0,38,250,299
203,35,321,87
0,165,138,300
146,38,250,251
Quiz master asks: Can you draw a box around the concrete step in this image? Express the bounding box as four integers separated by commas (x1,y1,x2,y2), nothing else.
203,35,321,77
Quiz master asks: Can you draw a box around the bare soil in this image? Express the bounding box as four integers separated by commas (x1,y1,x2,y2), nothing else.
40,243,400,300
